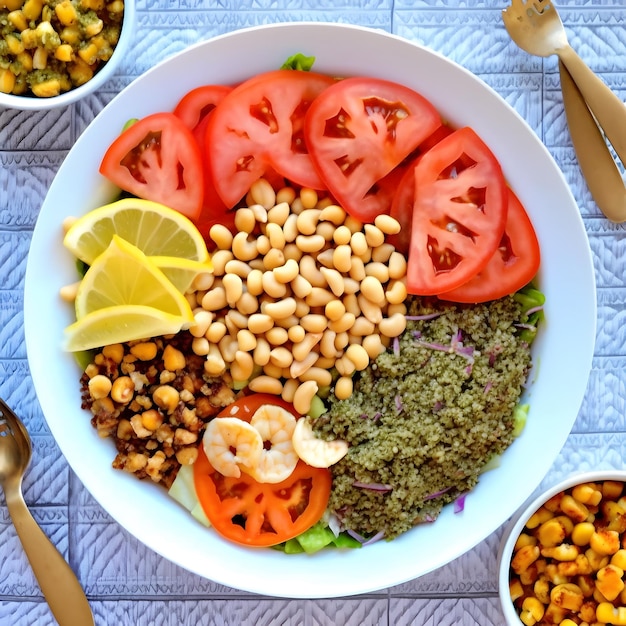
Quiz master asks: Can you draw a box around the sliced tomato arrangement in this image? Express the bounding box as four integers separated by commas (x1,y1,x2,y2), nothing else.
194,395,331,547
204,69,337,208
403,126,509,296
304,76,443,223
439,188,541,303
100,112,204,221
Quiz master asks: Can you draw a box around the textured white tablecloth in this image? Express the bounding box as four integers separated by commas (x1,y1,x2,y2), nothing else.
1,0,625,624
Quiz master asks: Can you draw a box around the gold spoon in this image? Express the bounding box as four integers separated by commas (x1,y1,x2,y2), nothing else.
558,61,626,223
502,0,626,222
0,399,94,626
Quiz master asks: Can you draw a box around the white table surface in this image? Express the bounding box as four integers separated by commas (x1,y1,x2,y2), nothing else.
1,0,625,624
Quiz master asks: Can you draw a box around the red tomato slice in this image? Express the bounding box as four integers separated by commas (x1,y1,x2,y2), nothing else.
388,124,455,255
173,85,236,238
194,394,331,547
304,77,443,223
439,188,540,303
100,112,204,220
405,126,508,296
173,84,233,132
205,70,336,208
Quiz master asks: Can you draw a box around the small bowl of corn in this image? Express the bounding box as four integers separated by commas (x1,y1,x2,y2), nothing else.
498,470,626,626
0,0,135,111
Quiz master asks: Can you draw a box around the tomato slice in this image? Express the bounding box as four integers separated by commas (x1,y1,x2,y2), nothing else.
388,125,455,255
439,188,540,303
405,126,508,296
173,85,236,238
205,70,336,208
304,76,443,223
100,112,204,220
173,84,233,133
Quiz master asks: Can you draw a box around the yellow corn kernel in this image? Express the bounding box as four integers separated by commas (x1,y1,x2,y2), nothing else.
541,543,579,561
596,563,625,601
20,28,38,49
130,341,158,361
77,42,98,65
60,25,81,45
550,582,584,612
22,0,44,21
107,0,124,15
0,69,16,94
32,47,47,70
55,0,78,25
590,528,620,555
163,345,186,371
579,599,597,622
586,547,610,571
604,500,626,533
576,573,595,597
54,43,74,62
67,58,93,86
572,483,603,506
514,533,538,551
537,518,568,548
511,544,540,575
543,602,568,624
560,494,590,523
526,506,554,529
84,18,104,38
2,0,23,11
509,578,524,602
558,620,578,626
7,10,28,32
5,34,24,55
571,521,595,546
520,563,539,586
533,576,550,604
519,597,544,626
16,50,33,72
611,548,626,570
31,78,61,98
603,480,624,499
102,343,124,363
80,0,105,9
597,602,626,625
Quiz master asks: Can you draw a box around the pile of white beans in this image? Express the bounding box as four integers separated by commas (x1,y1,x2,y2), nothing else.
186,178,409,414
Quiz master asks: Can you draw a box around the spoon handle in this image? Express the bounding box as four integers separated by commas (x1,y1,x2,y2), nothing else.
5,488,95,626
558,44,626,168
558,60,626,223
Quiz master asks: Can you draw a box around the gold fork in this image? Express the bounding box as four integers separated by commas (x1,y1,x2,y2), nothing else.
503,0,626,220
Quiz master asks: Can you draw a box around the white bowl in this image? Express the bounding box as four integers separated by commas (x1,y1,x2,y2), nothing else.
497,471,626,625
0,0,136,111
24,23,596,598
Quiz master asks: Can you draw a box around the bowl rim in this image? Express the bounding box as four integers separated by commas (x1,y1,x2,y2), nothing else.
0,0,136,111
497,470,626,625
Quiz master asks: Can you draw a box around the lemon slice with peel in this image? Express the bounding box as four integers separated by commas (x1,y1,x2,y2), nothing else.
152,256,214,294
63,197,210,266
74,235,195,320
64,305,192,352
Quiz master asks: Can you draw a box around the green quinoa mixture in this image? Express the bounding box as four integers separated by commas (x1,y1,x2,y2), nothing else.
313,294,533,540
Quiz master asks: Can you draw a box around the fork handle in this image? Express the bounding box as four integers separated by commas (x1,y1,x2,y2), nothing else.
5,488,95,626
559,61,626,223
558,44,626,168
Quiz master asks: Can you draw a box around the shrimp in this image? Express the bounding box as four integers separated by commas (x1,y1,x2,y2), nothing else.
202,417,263,478
248,404,299,484
292,417,348,468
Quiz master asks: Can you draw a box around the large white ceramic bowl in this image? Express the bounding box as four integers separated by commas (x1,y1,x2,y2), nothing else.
0,0,135,111
24,23,596,598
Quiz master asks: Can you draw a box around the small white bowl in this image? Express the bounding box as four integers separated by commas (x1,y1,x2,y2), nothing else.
498,470,626,625
0,0,136,111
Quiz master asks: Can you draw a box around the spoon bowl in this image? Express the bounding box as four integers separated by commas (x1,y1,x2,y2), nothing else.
0,399,94,626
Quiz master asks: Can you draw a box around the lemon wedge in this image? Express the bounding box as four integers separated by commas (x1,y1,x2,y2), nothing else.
64,306,192,352
152,256,214,294
63,197,210,266
74,235,195,321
